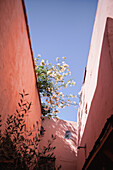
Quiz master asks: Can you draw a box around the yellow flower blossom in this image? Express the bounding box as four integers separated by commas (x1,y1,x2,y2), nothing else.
56,57,59,61
38,54,41,58
63,63,69,67
70,94,73,98
62,56,66,59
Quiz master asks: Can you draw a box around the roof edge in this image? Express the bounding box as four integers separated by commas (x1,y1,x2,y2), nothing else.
21,0,42,110
21,0,37,81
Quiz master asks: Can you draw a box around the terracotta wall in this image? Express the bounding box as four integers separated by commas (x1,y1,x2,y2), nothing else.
40,118,77,170
77,0,113,169
0,0,41,128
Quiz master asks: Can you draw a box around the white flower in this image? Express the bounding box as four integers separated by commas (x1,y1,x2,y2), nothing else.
56,98,60,101
62,56,66,59
47,70,52,75
72,80,76,86
40,59,45,66
59,92,64,96
65,73,68,76
67,68,69,71
70,94,73,98
67,80,70,85
57,63,60,66
60,67,66,72
56,57,59,61
58,75,63,81
52,66,55,69
38,54,41,58
46,60,49,65
52,95,56,99
63,63,69,67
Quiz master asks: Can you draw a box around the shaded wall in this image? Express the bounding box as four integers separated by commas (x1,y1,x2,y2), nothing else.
0,0,41,128
40,118,77,170
77,0,113,169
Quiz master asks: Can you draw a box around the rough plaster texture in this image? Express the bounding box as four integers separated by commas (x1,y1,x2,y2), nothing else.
40,118,77,170
77,0,113,169
0,0,41,129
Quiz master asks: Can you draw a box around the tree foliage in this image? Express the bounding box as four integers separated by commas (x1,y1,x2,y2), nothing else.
35,55,77,118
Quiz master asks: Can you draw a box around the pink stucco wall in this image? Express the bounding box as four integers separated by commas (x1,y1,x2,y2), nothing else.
40,118,77,170
77,0,113,169
0,0,41,128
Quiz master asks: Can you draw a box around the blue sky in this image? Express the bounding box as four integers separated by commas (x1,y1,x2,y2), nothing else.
24,0,98,122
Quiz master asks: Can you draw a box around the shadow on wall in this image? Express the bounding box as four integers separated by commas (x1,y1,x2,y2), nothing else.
40,118,77,170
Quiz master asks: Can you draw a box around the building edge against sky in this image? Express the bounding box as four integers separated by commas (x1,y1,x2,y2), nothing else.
1,0,113,169
0,0,41,131
0,0,77,169
77,0,113,169
24,0,98,122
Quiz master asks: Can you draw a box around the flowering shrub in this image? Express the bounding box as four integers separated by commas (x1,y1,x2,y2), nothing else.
0,91,60,170
35,55,77,118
